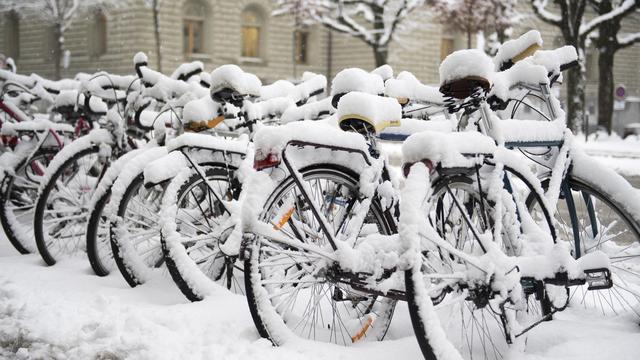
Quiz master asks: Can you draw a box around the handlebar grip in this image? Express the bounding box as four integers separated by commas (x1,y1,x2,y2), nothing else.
134,101,154,131
559,60,579,72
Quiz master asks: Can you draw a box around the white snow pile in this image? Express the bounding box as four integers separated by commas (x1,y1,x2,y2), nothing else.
182,96,221,125
380,118,453,138
253,120,368,156
529,46,578,74
489,61,549,102
170,61,204,81
53,89,81,108
260,80,296,100
210,65,261,97
331,68,384,96
402,131,496,167
0,118,74,136
385,71,444,104
0,68,36,88
290,73,327,103
493,30,544,70
245,97,295,121
371,64,394,81
336,92,401,132
280,97,333,124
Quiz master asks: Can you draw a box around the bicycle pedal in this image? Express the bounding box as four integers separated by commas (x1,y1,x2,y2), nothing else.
584,268,613,291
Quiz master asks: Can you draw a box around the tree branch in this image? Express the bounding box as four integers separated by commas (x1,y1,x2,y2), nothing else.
580,0,638,36
531,0,562,27
618,31,640,48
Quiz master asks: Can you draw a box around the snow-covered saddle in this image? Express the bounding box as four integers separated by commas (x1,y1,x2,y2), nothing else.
439,49,493,100
493,30,543,71
336,92,401,135
330,68,384,108
210,64,261,100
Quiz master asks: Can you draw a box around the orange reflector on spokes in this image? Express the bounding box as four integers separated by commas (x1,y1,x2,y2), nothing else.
273,207,295,230
351,314,376,343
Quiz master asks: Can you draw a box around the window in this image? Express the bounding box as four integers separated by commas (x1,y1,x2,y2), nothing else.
89,10,107,57
440,37,454,62
183,0,205,55
241,6,264,58
4,11,19,58
294,30,308,64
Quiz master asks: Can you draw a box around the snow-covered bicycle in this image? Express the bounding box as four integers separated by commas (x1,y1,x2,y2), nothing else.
109,65,327,295
238,45,620,360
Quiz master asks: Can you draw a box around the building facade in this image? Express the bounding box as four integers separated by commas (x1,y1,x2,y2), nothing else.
2,0,639,132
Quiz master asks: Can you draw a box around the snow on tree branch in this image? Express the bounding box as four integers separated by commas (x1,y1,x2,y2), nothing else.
618,31,640,47
580,0,638,36
272,0,426,49
531,0,562,26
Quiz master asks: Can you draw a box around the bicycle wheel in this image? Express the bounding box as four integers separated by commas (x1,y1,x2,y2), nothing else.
34,146,109,265
110,174,165,287
161,166,242,301
86,189,114,276
0,148,56,254
527,175,640,321
407,174,543,360
244,165,397,347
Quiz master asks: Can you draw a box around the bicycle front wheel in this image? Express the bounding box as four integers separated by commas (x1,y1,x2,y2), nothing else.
406,174,544,360
34,146,109,265
244,165,397,347
161,166,242,301
0,148,56,254
528,175,640,321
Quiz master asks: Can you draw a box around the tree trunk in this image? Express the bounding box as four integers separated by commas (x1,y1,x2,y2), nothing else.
53,25,63,80
565,65,586,132
152,0,162,73
597,50,615,133
467,31,472,49
373,47,388,68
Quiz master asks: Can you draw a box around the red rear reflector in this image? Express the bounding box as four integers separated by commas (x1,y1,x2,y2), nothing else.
254,152,280,170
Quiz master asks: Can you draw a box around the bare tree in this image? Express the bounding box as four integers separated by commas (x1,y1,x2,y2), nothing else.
428,0,518,49
531,0,636,131
272,0,427,67
588,0,639,133
144,0,163,73
1,0,123,79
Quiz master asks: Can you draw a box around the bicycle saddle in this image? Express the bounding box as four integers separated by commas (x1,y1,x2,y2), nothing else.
439,49,493,100
210,64,261,102
494,30,543,71
337,92,401,135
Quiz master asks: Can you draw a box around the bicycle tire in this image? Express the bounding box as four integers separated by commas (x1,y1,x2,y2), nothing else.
527,175,640,321
0,148,57,254
244,164,397,347
86,188,112,276
110,173,164,287
407,173,553,360
34,146,105,265
161,166,242,301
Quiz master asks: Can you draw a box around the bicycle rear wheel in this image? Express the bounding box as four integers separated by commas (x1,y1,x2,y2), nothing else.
244,165,397,347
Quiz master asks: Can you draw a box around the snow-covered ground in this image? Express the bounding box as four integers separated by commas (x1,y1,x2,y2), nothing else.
1,240,639,360
1,134,640,360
